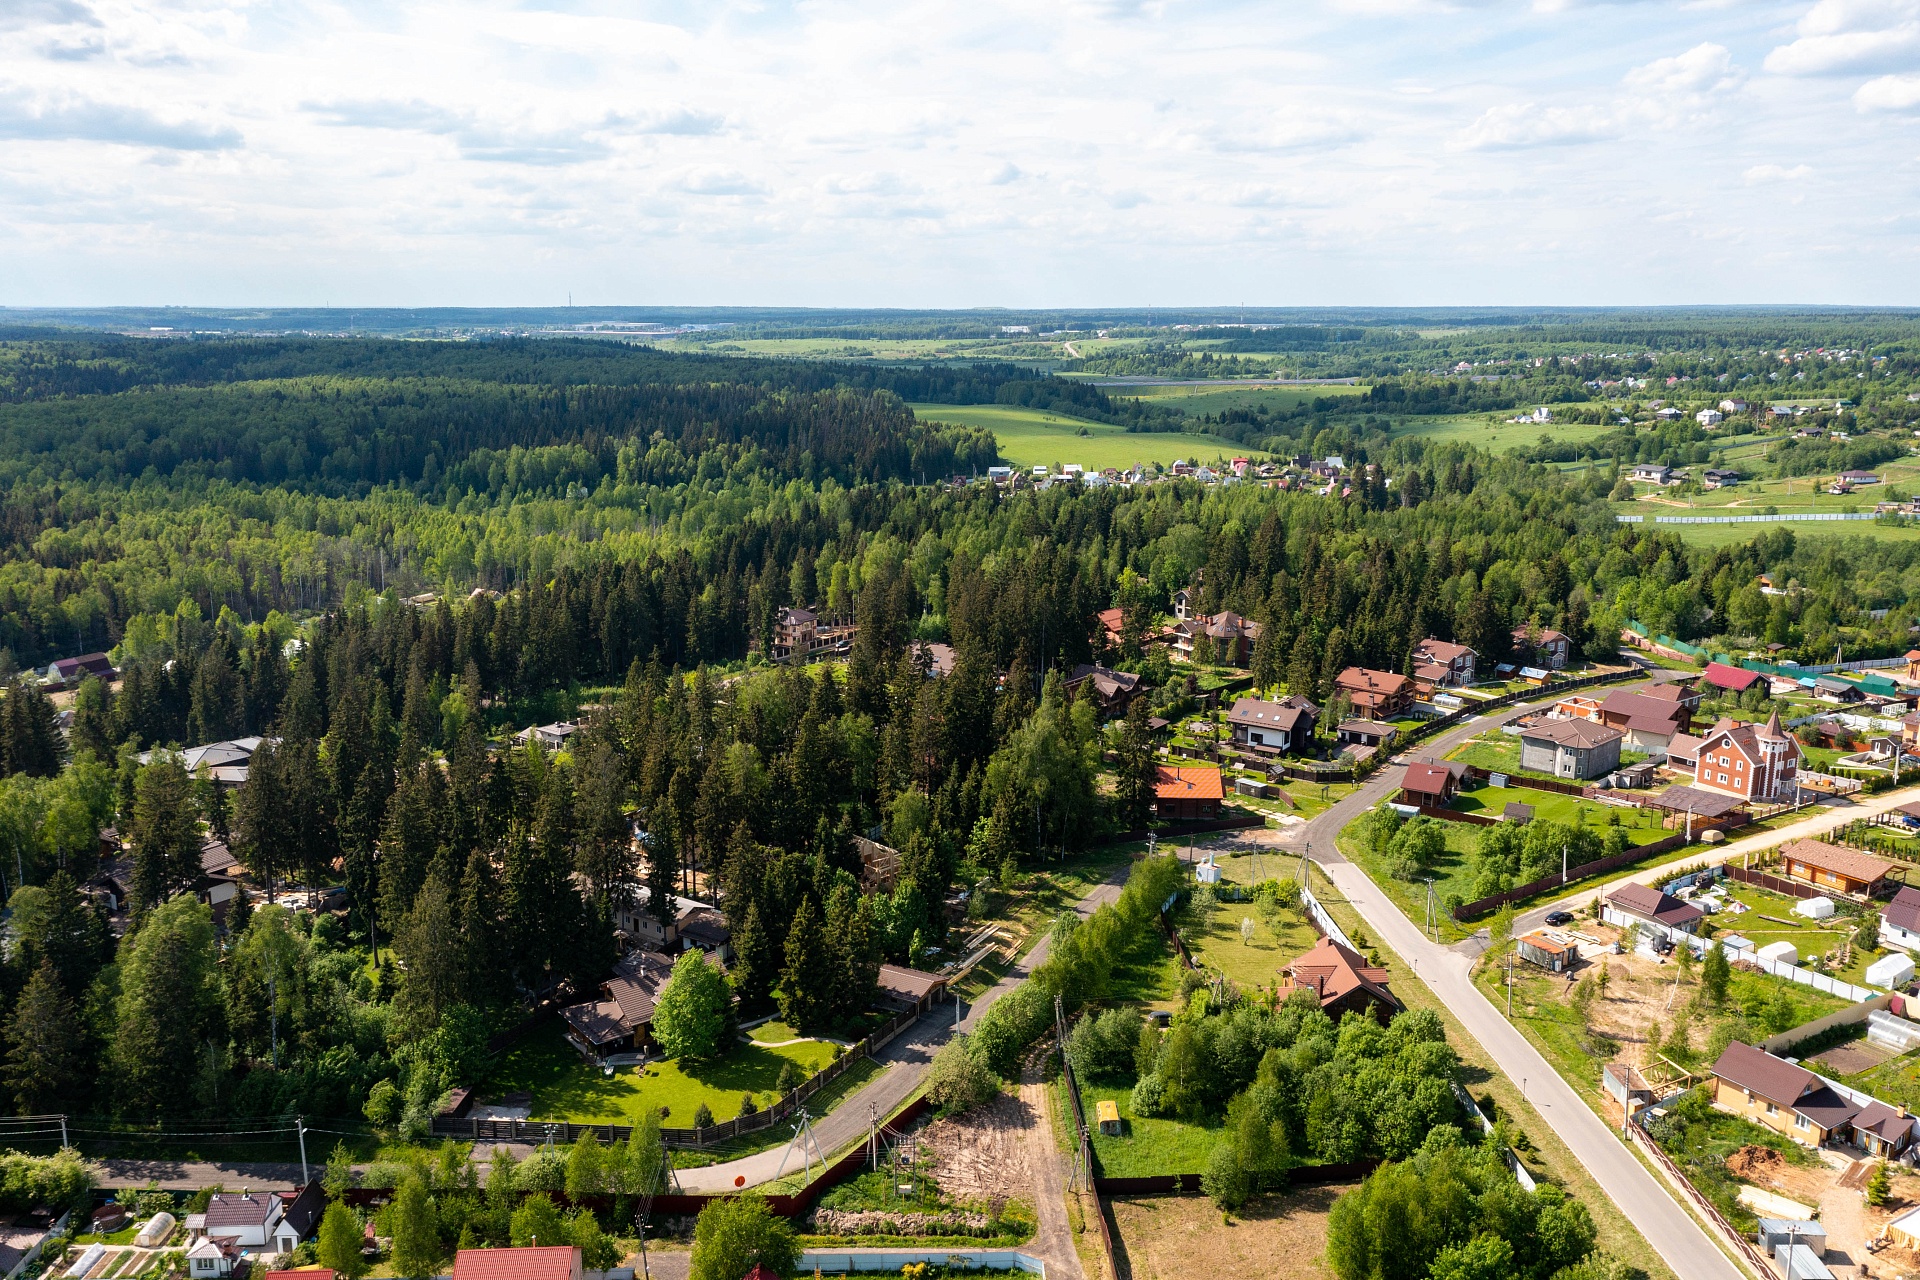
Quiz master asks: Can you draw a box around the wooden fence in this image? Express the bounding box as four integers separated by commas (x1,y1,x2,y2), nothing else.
1724,864,1901,903
1409,804,1501,828
1093,1162,1381,1196
1450,832,1691,921
1624,1120,1776,1278
1100,813,1265,846
1462,766,1587,798
1059,1052,1119,1280
435,1008,923,1150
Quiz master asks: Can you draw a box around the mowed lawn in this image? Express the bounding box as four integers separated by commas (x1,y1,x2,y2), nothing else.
1109,384,1368,417
1181,897,1321,991
1453,785,1668,846
908,403,1254,472
1392,413,1621,454
492,1028,839,1125
1074,1079,1220,1179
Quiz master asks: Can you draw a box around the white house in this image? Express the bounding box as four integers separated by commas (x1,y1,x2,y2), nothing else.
186,1239,238,1278
1882,887,1920,955
1696,408,1724,427
201,1191,297,1256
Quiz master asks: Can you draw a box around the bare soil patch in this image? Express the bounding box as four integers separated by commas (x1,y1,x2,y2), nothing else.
914,1090,1034,1209
1727,1144,1837,1205
1812,1041,1894,1077
1107,1185,1353,1280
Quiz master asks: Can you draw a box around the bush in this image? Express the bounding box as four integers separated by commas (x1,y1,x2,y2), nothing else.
926,1035,998,1116
690,1197,798,1280
1129,1073,1166,1118
1202,1141,1249,1210
1066,1008,1141,1082
692,1103,715,1130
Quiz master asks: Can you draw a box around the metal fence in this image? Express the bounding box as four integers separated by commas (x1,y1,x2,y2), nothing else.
1625,1118,1777,1278
1300,881,1355,952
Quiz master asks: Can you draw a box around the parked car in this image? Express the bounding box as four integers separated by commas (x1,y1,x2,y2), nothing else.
1544,910,1574,927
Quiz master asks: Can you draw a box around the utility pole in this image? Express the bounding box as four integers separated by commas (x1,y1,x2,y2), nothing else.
270,974,278,1070
58,1116,67,1149
296,1117,309,1186
1562,839,1569,885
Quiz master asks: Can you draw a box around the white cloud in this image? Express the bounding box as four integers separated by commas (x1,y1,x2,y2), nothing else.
1744,162,1814,181
1625,42,1743,96
0,85,237,148
1765,0,1920,76
1454,102,1618,149
675,166,767,196
1856,72,1920,109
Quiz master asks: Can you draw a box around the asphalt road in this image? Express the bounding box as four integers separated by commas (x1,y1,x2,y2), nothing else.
1269,672,1754,1280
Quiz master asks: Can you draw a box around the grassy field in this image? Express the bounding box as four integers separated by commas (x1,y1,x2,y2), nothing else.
1107,1183,1353,1280
1107,383,1368,417
1177,894,1321,990
1705,881,1880,985
908,403,1254,472
491,1027,839,1125
1073,1078,1221,1179
1392,413,1620,454
1453,784,1668,846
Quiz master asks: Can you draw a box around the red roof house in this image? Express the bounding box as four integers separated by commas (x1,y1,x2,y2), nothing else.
452,1247,582,1280
1154,766,1224,822
1702,661,1763,694
1398,762,1461,808
1277,937,1398,1019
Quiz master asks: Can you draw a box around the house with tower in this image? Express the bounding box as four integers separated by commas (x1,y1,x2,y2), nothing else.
1687,711,1802,803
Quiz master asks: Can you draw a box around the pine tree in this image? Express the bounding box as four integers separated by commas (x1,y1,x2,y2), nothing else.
730,900,775,1007
389,1174,439,1280
234,737,289,900
779,895,832,1030
4,960,82,1113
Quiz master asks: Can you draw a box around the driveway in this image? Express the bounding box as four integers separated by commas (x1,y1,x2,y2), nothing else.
677,862,1130,1193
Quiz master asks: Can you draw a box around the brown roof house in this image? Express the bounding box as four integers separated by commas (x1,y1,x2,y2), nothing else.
1226,696,1317,754
1517,718,1624,781
1595,689,1692,752
1778,838,1899,900
1172,612,1260,667
1411,638,1476,689
1512,626,1571,670
1276,938,1398,1020
560,950,678,1061
1398,761,1463,808
1690,712,1802,803
1710,1040,1860,1148
1153,766,1224,822
1065,664,1142,717
1335,667,1414,719
1603,882,1705,936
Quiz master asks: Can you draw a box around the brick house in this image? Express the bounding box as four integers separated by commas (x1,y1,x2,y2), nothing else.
1334,667,1414,719
1689,712,1802,803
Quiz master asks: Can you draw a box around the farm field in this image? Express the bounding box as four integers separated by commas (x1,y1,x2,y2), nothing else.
1107,383,1369,417
490,1026,839,1125
1106,1185,1353,1280
908,402,1253,471
1391,412,1620,454
658,335,1057,363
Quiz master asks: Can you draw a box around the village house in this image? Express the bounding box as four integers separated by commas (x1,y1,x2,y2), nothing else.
1595,689,1692,752
771,607,856,663
1777,838,1899,900
517,721,578,750
1275,937,1398,1020
1335,667,1414,719
1688,712,1803,803
1603,882,1705,936
1517,718,1624,780
1881,886,1920,955
1226,695,1318,754
1552,695,1603,722
1701,662,1764,696
1171,611,1260,666
41,653,114,690
611,889,731,962
1398,761,1463,808
559,950,679,1061
140,737,268,787
1335,720,1397,751
1511,626,1571,670
1094,607,1127,648
1516,931,1576,973
1153,766,1223,822
452,1247,583,1280
1709,1041,1861,1149
199,1191,301,1259
1170,587,1197,621
1065,663,1143,717
875,964,949,1015
1410,638,1476,688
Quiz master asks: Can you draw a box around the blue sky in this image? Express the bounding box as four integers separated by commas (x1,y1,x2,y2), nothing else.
0,0,1916,306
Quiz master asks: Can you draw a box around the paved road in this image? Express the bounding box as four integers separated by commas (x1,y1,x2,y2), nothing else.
1514,782,1920,936
92,1159,309,1190
1255,672,1755,1280
678,864,1129,1193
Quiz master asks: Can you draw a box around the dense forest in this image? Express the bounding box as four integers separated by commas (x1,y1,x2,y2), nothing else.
0,332,1911,1126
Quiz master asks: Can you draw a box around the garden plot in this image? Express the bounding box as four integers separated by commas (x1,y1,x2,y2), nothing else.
1108,1184,1354,1280
913,1090,1034,1208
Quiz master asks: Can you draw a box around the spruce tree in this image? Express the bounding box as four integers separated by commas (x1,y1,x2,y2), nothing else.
129,754,200,914
234,737,289,899
778,894,832,1030
730,900,775,1007
4,959,82,1113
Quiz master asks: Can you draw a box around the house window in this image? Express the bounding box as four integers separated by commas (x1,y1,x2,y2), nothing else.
1795,1113,1810,1129
1766,1101,1777,1115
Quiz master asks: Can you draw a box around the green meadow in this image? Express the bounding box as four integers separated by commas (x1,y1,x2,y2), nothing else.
908,402,1254,472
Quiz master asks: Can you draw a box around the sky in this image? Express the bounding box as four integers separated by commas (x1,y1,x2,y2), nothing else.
1,0,1917,307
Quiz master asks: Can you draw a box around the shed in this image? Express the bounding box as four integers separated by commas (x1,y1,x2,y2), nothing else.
1516,931,1574,973
1602,1062,1652,1112
1096,1099,1122,1135
1756,940,1799,965
1502,802,1535,824
1888,1204,1920,1248
134,1213,176,1249
1792,896,1835,920
1775,1242,1833,1280
1756,1220,1826,1255
1234,777,1273,799
1867,951,1917,990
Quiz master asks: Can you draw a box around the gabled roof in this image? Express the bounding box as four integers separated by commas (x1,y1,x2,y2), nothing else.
1642,680,1698,703
1413,638,1474,663
1780,838,1897,885
1278,937,1396,1010
1067,664,1141,700
1711,1040,1815,1108
1884,886,1920,935
452,1246,580,1280
1703,662,1763,692
1229,697,1314,732
1855,1098,1915,1145
1154,766,1223,801
1334,667,1410,697
876,964,946,1001
1400,762,1456,796
1606,881,1704,929
204,1192,280,1232
1519,718,1624,750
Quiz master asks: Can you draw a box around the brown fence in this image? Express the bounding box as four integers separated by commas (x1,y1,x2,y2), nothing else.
437,1008,923,1150
1060,1054,1119,1280
1462,766,1586,798
1093,1161,1381,1196
1624,1122,1776,1277
1100,813,1265,846
1450,832,1691,921
1411,804,1501,828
